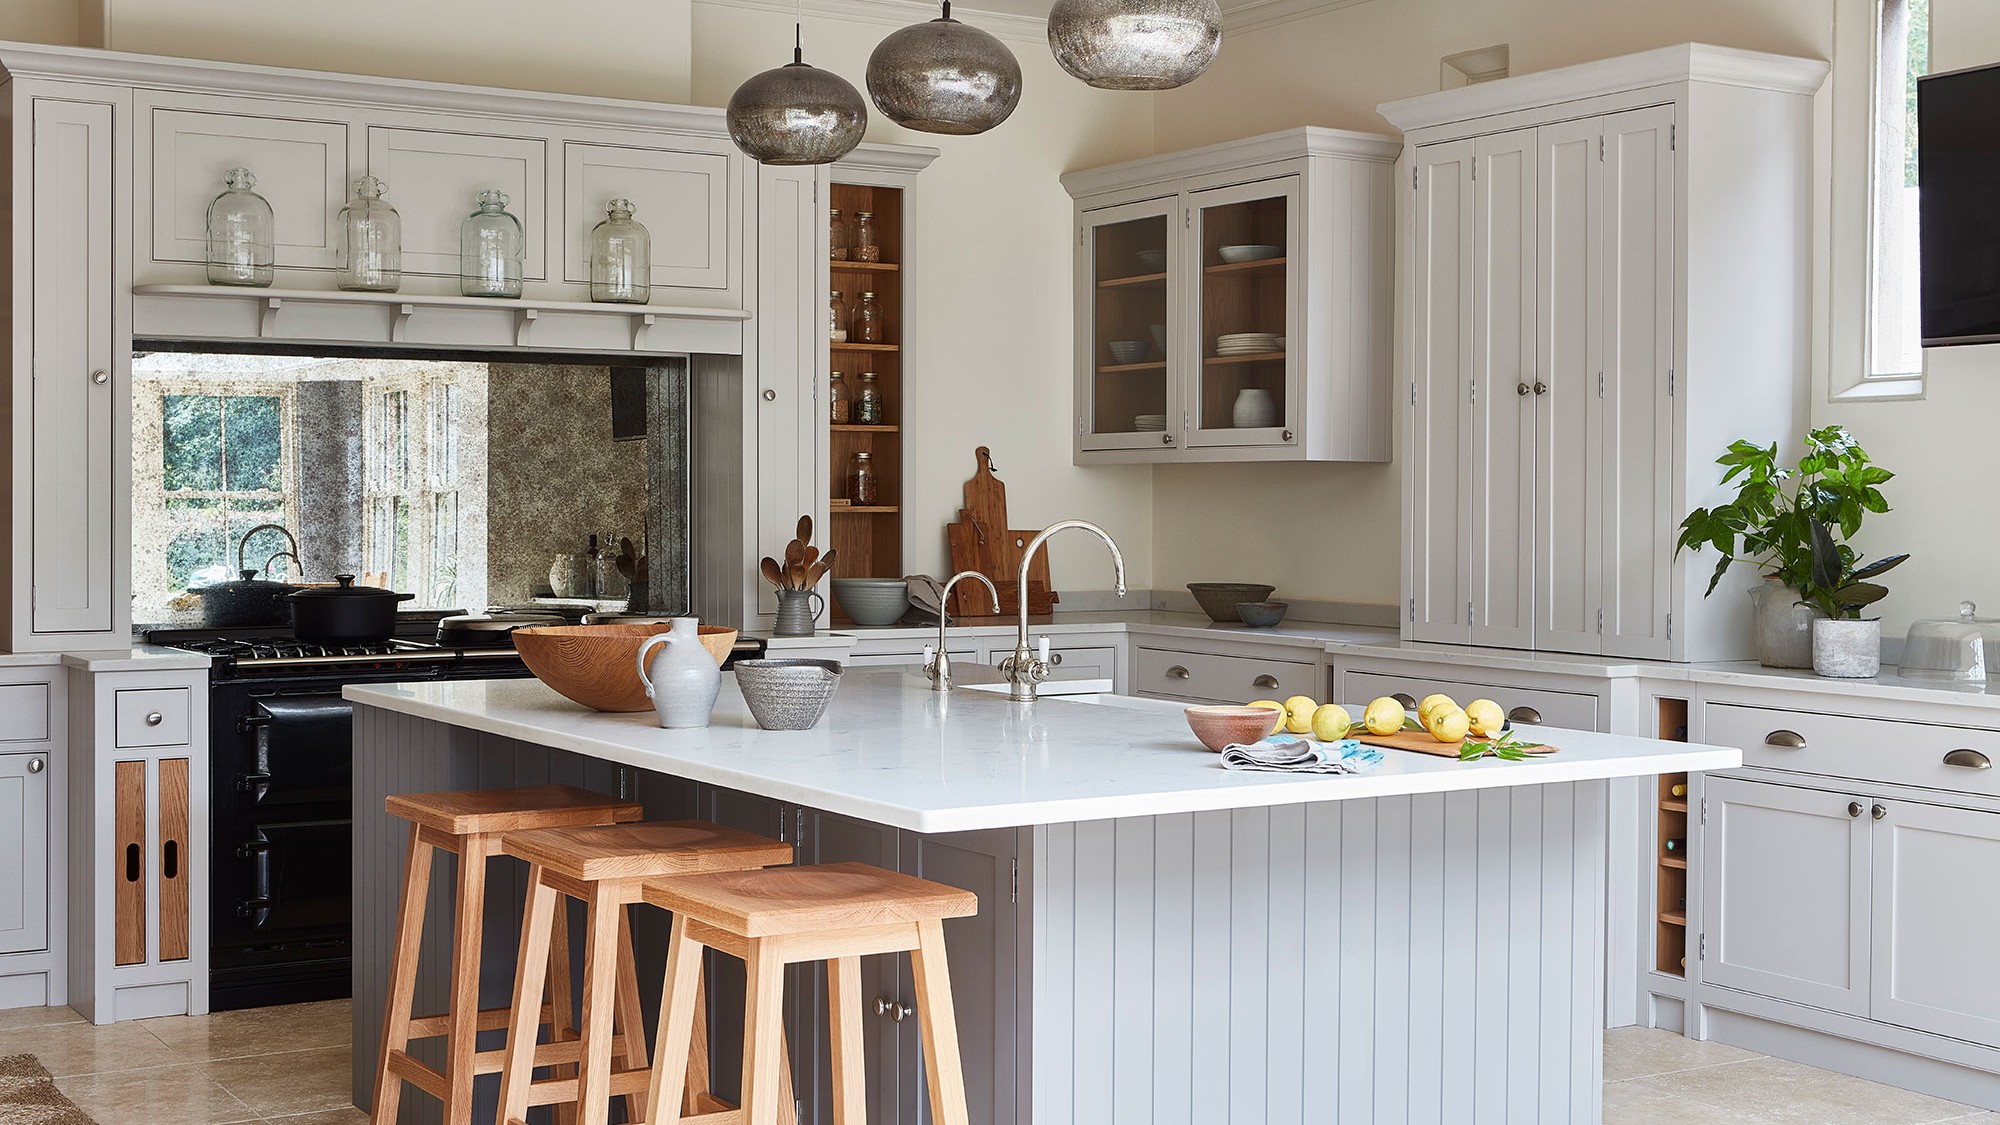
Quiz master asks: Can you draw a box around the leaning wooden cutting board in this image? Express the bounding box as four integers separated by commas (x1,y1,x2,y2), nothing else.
1349,728,1561,759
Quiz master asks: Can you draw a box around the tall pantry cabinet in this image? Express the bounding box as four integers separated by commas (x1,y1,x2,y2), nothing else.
1380,45,1827,662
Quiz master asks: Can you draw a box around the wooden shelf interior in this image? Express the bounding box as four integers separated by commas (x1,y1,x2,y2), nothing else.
1089,212,1171,437
1196,194,1289,431
829,181,904,590
1655,696,1691,976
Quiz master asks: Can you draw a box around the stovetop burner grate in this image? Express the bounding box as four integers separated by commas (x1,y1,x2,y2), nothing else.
167,637,440,661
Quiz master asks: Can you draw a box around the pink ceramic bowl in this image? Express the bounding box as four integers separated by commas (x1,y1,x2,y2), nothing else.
1185,705,1284,752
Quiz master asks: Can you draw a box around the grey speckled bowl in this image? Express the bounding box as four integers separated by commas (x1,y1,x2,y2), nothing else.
1187,582,1275,623
1236,601,1289,628
733,658,843,730
830,578,911,627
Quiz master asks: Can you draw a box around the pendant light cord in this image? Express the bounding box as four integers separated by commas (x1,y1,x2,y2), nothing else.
793,22,804,65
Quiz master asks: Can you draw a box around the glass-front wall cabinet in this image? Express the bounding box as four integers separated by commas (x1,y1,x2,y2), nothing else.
1190,178,1296,446
1079,198,1178,451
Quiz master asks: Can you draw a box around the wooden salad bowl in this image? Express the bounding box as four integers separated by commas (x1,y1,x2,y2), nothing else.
514,623,738,713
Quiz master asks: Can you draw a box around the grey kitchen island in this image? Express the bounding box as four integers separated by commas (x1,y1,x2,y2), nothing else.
346,669,1736,1124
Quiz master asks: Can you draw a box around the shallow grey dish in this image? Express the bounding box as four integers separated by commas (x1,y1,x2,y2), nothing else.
1187,582,1275,623
1236,600,1288,628
733,658,844,730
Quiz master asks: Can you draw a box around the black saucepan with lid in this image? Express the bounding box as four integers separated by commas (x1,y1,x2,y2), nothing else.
286,574,416,644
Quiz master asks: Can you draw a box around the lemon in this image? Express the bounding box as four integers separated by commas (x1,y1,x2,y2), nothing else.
1465,699,1505,738
1418,693,1457,719
1310,703,1353,741
1363,697,1406,736
1430,707,1471,743
1245,700,1287,735
1282,695,1319,734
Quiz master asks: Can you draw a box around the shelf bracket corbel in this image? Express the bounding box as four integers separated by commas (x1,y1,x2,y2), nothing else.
514,307,538,348
259,297,283,338
391,303,415,343
631,312,657,351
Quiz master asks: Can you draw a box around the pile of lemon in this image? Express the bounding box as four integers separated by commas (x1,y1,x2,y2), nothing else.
1243,692,1506,745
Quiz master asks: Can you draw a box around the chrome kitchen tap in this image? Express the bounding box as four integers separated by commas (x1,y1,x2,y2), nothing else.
909,571,1002,692
1000,521,1126,703
238,524,302,580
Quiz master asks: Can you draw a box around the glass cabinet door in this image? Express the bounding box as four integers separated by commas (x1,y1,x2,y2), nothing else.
1077,198,1179,452
1186,177,1299,447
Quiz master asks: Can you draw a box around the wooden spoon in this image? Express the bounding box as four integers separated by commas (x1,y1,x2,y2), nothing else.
797,514,813,548
760,556,787,590
806,548,836,588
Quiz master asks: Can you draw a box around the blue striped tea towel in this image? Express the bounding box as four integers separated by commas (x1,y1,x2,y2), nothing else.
1219,733,1385,775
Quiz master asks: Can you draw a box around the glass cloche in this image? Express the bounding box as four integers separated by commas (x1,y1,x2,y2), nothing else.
1900,601,2000,682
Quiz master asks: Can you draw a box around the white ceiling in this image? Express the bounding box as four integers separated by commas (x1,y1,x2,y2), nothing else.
774,0,1377,42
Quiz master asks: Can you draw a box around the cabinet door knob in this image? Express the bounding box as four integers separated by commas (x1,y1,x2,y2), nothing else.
146,711,164,726
1281,429,1293,442
1848,801,1864,818
26,758,43,775
1049,652,1063,666
1871,803,1888,821
1166,665,1190,680
1508,705,1543,724
1764,730,1806,749
1162,433,1174,445
91,369,109,385
1517,382,1531,396
1533,381,1548,395
874,996,911,1022
763,388,777,402
1252,674,1280,690
1943,748,1992,770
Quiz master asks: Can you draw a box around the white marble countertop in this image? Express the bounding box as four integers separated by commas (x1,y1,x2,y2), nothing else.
345,668,1738,833
58,646,213,671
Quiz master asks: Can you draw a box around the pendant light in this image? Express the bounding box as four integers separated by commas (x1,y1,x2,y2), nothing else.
726,24,868,165
866,0,1023,136
1046,0,1222,91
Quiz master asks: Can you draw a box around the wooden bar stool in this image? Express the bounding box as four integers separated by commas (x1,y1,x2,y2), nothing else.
371,785,643,1125
641,862,980,1125
494,820,796,1125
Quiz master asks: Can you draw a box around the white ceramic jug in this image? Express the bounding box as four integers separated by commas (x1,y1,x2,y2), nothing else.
1231,387,1278,428
634,617,721,729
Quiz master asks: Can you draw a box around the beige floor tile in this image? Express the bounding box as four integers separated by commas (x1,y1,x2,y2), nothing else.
54,1064,261,1125
0,1019,195,1076
1635,1055,1981,1124
1606,1077,1787,1124
265,1109,369,1124
142,998,352,1061
208,1044,355,1118
1604,1026,1766,1081
0,1005,84,1032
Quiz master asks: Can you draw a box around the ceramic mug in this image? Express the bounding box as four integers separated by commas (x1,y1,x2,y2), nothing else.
634,617,722,729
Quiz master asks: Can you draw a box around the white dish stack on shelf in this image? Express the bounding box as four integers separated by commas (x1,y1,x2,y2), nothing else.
1132,414,1169,432
1215,332,1282,356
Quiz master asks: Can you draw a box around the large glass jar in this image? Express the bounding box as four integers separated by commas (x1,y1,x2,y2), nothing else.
856,371,884,425
460,189,524,298
853,210,880,262
206,167,275,287
588,198,651,304
847,451,879,505
335,176,402,292
829,208,848,261
829,290,849,343
829,371,850,424
856,291,884,344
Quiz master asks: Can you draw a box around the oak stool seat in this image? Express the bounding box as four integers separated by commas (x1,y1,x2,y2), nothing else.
642,862,980,1125
369,785,642,1125
496,820,796,1125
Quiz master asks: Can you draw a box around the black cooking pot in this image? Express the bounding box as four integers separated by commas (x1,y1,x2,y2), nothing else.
287,574,415,644
435,613,565,649
198,569,299,628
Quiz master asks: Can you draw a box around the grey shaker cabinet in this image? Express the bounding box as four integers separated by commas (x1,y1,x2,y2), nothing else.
1867,799,2000,1045
0,750,52,958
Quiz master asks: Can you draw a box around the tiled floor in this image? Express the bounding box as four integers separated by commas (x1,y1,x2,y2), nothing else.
4,999,1998,1124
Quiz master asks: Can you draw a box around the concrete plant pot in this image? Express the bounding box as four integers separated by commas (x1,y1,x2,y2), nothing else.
1812,618,1882,679
1749,577,1826,669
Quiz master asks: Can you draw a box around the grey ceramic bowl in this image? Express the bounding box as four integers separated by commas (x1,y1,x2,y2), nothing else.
1236,601,1289,628
1135,249,1167,272
830,578,911,627
1187,582,1276,623
733,658,843,730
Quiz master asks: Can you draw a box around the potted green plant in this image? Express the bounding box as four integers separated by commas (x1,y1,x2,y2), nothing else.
1676,426,1906,672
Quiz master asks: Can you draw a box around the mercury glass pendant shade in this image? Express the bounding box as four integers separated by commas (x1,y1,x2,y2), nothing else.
1046,0,1223,91
866,0,1022,136
727,26,868,166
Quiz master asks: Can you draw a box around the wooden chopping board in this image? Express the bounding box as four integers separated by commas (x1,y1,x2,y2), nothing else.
945,447,1059,616
1349,728,1561,759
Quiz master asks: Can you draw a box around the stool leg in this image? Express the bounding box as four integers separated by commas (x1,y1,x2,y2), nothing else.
741,938,788,1125
443,833,490,1125
575,882,622,1125
911,919,971,1125
497,864,559,1125
826,956,867,1125
548,902,579,1125
612,901,650,1122
370,824,433,1125
646,914,704,1123
683,963,714,1115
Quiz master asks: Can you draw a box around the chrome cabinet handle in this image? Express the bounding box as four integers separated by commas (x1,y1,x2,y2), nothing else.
1533,381,1548,395
1517,382,1531,396
1166,665,1190,680
1049,652,1063,666
1764,730,1806,749
1252,674,1280,690
1872,804,1888,821
1162,433,1174,445
26,758,44,775
146,711,164,727
1943,748,1992,770
1848,801,1863,818
1281,429,1294,441
1392,692,1416,709
1508,706,1543,724
874,997,911,1022
91,369,109,385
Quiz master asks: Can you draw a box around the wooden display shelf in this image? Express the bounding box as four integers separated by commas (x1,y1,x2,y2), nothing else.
1204,352,1286,365
1097,271,1168,289
832,260,900,272
831,423,900,433
1659,910,1687,927
1660,798,1688,813
1099,361,1167,374
1205,257,1287,275
1659,855,1687,870
833,342,900,352
832,505,901,514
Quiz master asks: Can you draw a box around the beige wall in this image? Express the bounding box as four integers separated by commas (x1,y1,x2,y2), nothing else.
0,0,81,46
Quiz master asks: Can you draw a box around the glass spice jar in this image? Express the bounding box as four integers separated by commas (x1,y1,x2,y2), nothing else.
207,167,275,287
829,371,850,424
856,371,884,425
853,210,880,262
856,291,883,344
829,208,848,261
589,198,652,304
847,451,879,505
829,290,849,343
335,176,401,292
460,189,524,298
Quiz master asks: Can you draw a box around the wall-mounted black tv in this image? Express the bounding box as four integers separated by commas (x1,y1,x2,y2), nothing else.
1919,61,2000,347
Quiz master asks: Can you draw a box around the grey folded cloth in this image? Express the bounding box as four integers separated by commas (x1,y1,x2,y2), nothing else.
1219,734,1386,774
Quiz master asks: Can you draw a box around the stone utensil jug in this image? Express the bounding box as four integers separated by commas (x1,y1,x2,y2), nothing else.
634,617,722,729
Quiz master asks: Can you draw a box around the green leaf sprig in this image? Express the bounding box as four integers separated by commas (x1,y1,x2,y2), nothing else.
1458,729,1548,762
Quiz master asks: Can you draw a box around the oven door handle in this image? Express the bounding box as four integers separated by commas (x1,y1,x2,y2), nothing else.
237,770,272,802
237,713,273,802
237,831,274,928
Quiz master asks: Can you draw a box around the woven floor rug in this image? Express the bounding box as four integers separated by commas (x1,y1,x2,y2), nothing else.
0,1054,97,1124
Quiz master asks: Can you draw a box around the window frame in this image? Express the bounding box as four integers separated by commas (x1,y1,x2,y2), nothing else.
361,367,470,609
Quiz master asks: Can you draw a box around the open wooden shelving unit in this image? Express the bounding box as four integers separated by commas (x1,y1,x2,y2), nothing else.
828,182,905,621
1655,697,1691,977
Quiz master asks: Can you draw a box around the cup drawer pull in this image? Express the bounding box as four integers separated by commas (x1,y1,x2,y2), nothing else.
1166,665,1190,680
1252,674,1280,690
1943,748,1992,770
1508,706,1542,724
1764,730,1807,749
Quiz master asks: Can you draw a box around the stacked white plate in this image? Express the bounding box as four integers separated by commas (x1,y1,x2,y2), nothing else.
1133,414,1169,431
1215,332,1281,356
